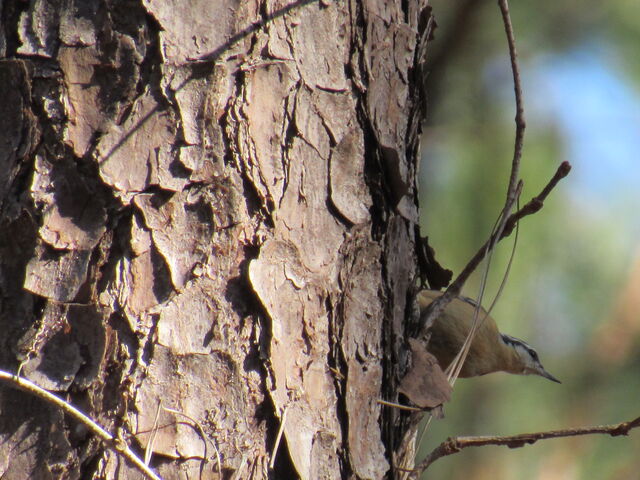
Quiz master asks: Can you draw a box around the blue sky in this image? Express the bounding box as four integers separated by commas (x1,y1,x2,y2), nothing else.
521,43,640,253
528,44,640,211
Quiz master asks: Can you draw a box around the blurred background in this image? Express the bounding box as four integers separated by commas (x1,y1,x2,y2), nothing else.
418,0,640,478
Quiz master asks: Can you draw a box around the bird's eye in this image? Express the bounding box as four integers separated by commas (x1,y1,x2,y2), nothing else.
529,349,539,362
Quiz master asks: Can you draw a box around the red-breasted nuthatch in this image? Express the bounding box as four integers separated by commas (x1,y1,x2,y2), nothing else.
420,290,560,383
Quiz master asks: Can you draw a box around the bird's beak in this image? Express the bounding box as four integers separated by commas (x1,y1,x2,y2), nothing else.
538,367,561,384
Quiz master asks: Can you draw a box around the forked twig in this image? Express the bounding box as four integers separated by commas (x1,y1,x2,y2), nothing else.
417,0,571,338
410,415,640,478
406,1,572,473
0,370,162,480
418,162,570,337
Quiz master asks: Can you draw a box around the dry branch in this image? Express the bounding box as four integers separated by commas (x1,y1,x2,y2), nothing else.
499,0,526,205
404,0,573,469
415,0,574,339
0,370,162,480
411,415,640,477
417,161,570,337
415,0,531,338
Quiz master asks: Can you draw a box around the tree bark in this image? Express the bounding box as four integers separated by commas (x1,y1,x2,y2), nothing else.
0,0,430,478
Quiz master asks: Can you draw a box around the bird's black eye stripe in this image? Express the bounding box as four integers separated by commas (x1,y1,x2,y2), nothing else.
501,334,541,362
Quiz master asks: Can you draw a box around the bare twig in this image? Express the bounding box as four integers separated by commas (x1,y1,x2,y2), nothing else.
418,162,571,338
499,0,526,205
269,405,288,470
416,0,534,339
413,193,522,469
377,399,424,412
0,370,162,480
444,182,521,384
501,160,572,238
402,1,573,474
411,415,640,477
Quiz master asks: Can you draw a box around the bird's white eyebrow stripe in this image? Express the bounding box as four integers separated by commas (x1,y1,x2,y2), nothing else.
500,334,534,352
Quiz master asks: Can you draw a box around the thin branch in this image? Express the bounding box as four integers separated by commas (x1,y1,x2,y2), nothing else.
411,415,640,477
405,0,574,476
482,0,526,286
415,0,533,338
418,161,571,337
377,399,424,412
0,370,162,480
499,0,526,207
269,405,288,470
501,160,572,238
445,184,521,384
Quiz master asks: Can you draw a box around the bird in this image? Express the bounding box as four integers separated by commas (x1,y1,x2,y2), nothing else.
419,290,560,383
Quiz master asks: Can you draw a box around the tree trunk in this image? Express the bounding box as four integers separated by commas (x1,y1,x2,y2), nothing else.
0,0,430,478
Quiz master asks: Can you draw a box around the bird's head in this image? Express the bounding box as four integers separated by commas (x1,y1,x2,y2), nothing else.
500,334,561,383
